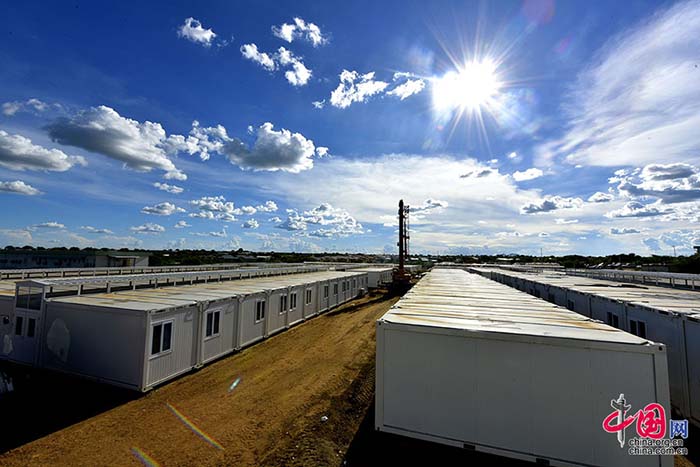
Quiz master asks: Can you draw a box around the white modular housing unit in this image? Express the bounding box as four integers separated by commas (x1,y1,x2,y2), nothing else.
376,269,671,467
353,267,393,288
472,267,700,427
2,270,367,391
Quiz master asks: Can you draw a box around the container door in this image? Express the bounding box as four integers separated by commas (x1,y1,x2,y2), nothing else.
11,310,40,365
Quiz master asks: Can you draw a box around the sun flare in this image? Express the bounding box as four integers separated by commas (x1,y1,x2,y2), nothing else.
432,59,502,113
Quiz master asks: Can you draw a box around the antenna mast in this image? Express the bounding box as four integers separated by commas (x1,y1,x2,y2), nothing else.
398,199,410,273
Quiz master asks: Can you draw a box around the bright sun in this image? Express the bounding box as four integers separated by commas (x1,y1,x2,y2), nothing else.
432,59,502,114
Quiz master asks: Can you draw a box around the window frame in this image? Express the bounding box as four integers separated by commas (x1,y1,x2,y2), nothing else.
333,283,338,295
150,320,174,358
323,285,329,298
205,309,221,339
14,315,24,336
305,289,312,305
290,292,297,310
280,294,288,314
255,300,266,323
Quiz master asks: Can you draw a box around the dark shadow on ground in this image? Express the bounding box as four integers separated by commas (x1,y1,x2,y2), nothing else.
0,362,136,454
343,401,532,467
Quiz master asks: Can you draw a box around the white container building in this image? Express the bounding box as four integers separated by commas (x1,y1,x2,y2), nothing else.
376,268,671,467
352,267,393,288
1,270,367,391
472,267,700,427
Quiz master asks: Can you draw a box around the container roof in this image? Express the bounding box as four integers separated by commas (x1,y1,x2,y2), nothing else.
474,267,700,316
352,267,394,273
48,270,366,312
379,269,649,345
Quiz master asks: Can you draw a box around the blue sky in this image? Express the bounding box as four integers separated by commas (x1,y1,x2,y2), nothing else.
1,0,699,255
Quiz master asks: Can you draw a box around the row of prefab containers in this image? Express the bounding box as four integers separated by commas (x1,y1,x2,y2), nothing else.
375,268,671,467
1,270,369,391
472,267,700,427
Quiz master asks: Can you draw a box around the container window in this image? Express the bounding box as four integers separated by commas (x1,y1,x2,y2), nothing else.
15,287,30,309
27,289,42,310
151,321,173,356
27,318,36,338
333,284,338,295
324,285,329,298
638,321,646,339
205,310,220,337
290,293,297,309
14,316,23,336
162,322,172,351
151,324,162,355
255,300,266,322
280,295,287,314
306,289,312,305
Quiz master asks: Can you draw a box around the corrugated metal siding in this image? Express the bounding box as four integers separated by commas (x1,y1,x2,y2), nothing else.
239,294,266,347
684,317,700,423
201,300,237,364
42,302,146,389
146,306,197,387
288,285,304,325
303,283,318,318
267,289,287,335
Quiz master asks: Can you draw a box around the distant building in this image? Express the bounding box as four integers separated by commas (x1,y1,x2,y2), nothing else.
0,250,150,269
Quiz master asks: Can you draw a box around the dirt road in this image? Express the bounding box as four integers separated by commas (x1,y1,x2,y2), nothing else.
0,294,397,467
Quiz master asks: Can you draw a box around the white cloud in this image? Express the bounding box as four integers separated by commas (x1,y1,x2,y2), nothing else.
269,216,282,223
189,121,325,172
178,17,217,47
46,105,187,179
520,196,584,214
2,98,52,116
330,70,389,109
256,200,278,212
277,203,364,238
615,163,700,204
81,226,114,234
31,221,65,229
0,130,86,172
605,201,672,218
507,151,519,160
240,43,276,71
610,227,641,235
192,227,227,237
272,17,328,46
189,195,237,221
153,182,184,194
242,219,259,229
234,205,257,215
554,218,579,225
174,220,191,228
141,202,186,216
277,47,312,86
588,192,614,203
386,79,426,100
536,0,700,167
0,180,41,195
130,223,165,234
643,229,700,254
240,45,312,86
312,100,325,109
512,168,544,182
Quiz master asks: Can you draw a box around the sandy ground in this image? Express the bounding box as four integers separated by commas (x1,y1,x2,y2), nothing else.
0,293,398,467
0,290,695,467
